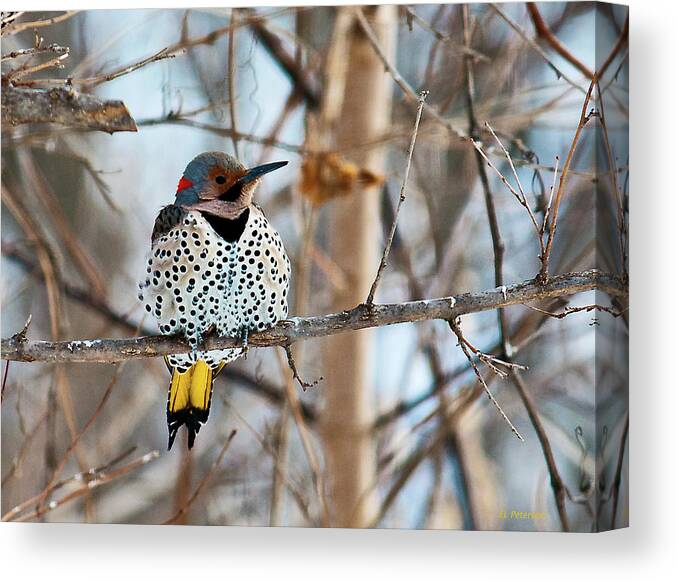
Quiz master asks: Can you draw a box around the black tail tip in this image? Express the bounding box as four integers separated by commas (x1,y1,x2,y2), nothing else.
167,427,198,451
167,409,205,451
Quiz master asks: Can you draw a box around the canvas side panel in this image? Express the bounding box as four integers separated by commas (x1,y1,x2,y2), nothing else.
594,1,629,532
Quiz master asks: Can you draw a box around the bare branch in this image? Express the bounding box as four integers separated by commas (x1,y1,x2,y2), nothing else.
3,47,69,81
137,114,307,154
540,78,596,280
596,14,629,81
525,303,626,321
462,6,511,355
162,430,237,525
354,7,466,140
275,350,330,526
403,6,489,63
448,318,524,441
71,47,177,87
485,122,542,237
509,370,570,531
7,450,159,522
246,10,320,108
1,11,78,36
1,270,625,364
1,85,137,133
526,3,594,79
610,413,629,529
1,43,68,62
462,7,575,530
489,3,587,95
283,344,321,391
366,90,427,306
227,8,241,158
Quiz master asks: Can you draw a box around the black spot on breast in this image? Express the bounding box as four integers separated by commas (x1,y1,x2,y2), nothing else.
204,208,250,243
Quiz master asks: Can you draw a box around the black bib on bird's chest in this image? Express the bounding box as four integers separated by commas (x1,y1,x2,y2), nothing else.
203,207,250,243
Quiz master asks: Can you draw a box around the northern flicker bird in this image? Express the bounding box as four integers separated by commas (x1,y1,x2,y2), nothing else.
139,152,291,450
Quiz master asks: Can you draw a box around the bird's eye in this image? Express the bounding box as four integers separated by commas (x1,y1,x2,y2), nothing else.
215,176,226,184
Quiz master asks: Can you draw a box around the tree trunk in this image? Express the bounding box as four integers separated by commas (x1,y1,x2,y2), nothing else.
320,5,396,528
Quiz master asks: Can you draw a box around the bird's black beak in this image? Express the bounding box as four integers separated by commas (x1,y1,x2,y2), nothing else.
238,161,288,185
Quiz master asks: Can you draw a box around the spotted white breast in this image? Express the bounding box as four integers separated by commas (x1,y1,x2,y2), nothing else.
139,205,290,372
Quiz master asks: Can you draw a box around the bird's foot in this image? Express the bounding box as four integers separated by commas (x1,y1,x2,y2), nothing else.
190,331,204,357
240,327,249,359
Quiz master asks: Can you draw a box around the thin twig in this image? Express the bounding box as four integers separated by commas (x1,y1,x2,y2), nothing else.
509,370,570,531
403,6,489,62
246,9,320,109
1,11,78,36
1,360,9,401
8,450,159,522
31,445,138,499
486,122,542,237
227,8,241,158
448,318,523,441
489,4,587,95
275,350,331,527
543,155,560,235
4,51,69,81
70,48,176,87
354,7,466,140
455,329,527,378
526,3,594,78
366,90,427,305
227,403,314,525
540,78,596,280
596,15,629,81
462,8,572,531
595,79,628,280
610,413,629,529
284,344,321,390
462,5,511,355
1,43,68,62
137,115,307,154
525,302,625,320
163,430,237,525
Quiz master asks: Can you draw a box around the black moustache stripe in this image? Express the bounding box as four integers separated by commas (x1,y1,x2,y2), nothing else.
219,182,243,202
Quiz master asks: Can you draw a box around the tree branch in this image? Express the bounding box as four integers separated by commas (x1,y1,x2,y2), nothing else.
246,11,320,109
1,84,137,133
354,7,466,140
366,89,427,306
526,2,594,79
489,3,587,95
1,11,78,36
510,369,570,531
0,270,625,364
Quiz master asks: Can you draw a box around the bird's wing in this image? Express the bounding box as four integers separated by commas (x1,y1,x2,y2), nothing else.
151,204,186,244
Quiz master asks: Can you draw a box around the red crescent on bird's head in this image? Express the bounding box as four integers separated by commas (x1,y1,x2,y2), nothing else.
176,176,193,193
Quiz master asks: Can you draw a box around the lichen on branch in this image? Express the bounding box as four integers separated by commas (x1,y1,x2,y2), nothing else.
1,84,137,133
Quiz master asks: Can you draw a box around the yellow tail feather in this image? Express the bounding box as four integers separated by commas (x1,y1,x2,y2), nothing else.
166,359,225,450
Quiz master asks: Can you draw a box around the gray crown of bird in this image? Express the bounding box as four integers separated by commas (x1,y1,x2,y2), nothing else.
139,152,290,450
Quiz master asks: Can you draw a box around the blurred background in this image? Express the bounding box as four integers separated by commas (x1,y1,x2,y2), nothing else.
1,2,628,531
